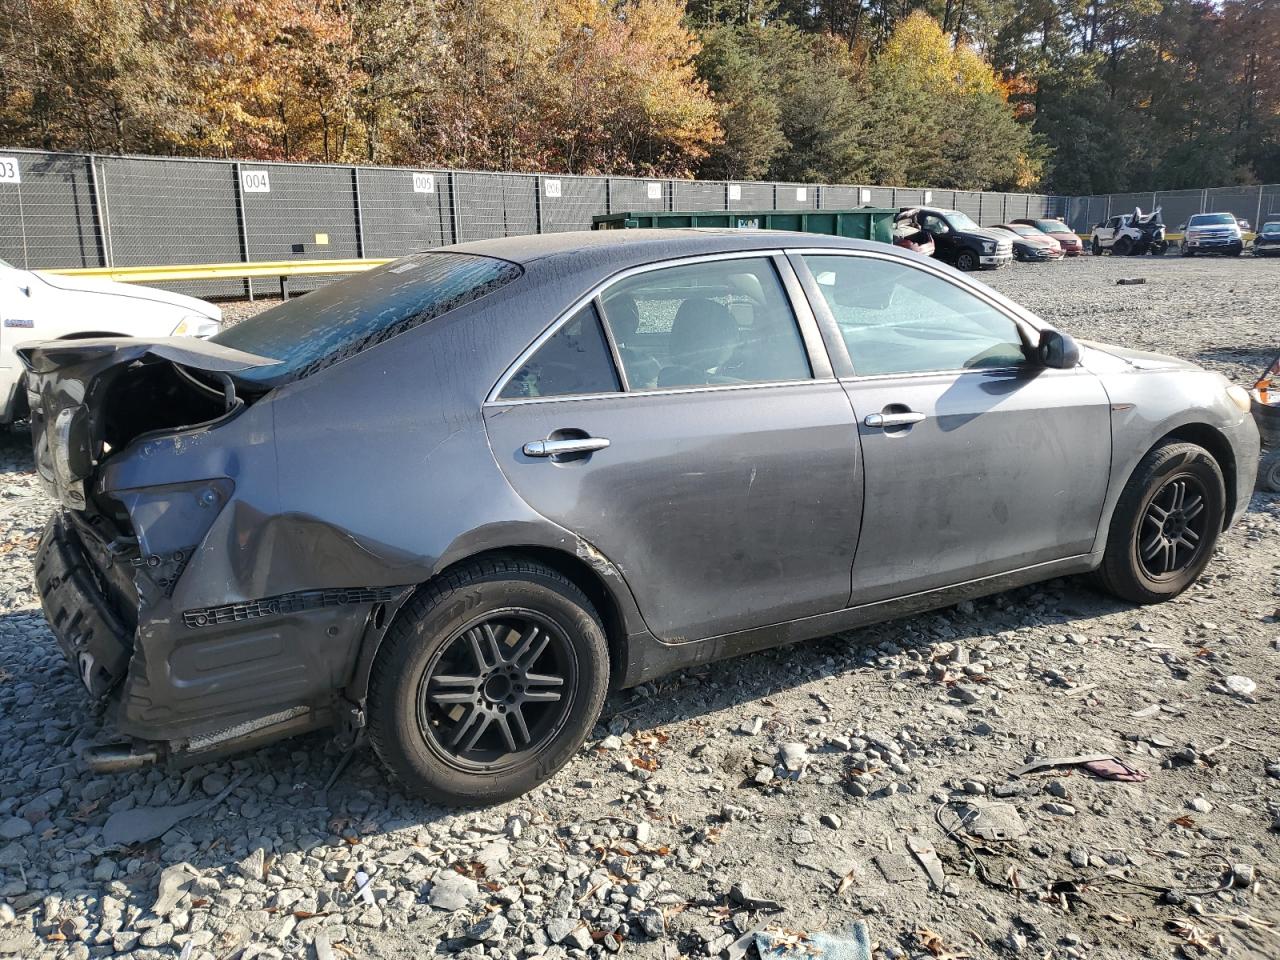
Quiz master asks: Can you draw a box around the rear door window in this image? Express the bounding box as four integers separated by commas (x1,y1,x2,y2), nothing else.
597,257,811,390
213,252,521,385
499,304,620,399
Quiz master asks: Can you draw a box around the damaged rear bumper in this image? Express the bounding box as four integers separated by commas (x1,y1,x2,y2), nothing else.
35,509,411,765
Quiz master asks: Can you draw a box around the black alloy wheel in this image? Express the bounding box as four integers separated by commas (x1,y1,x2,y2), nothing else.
367,557,609,805
1136,475,1210,580
417,612,576,768
1095,442,1225,604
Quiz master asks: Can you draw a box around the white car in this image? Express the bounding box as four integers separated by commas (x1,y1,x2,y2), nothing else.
1,259,221,423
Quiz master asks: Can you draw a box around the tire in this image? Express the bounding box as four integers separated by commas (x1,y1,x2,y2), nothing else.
1233,244,1244,257
955,250,978,271
1151,242,1167,256
1261,451,1280,494
1095,442,1225,605
1091,238,1102,256
1113,236,1133,256
367,557,610,805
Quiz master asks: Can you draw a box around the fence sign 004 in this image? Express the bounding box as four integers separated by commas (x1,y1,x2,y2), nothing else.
413,172,435,194
0,156,20,184
240,169,271,193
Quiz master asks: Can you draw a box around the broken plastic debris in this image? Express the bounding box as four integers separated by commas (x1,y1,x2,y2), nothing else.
101,774,244,846
755,921,872,960
1011,753,1147,782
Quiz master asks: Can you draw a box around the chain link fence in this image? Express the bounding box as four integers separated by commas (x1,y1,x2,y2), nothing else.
1064,185,1280,235
0,148,1074,298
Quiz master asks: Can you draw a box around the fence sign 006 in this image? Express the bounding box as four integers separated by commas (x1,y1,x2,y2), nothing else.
0,156,20,184
240,169,271,193
413,172,435,194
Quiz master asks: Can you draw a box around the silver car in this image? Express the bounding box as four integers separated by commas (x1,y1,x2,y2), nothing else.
22,230,1259,805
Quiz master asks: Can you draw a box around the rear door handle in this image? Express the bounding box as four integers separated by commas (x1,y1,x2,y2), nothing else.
523,437,611,457
864,412,926,428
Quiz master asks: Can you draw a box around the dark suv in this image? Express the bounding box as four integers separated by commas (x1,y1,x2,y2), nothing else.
904,207,1013,270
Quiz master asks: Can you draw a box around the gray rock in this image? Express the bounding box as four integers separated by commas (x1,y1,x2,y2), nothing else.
0,819,31,841
1188,797,1212,813
820,813,842,830
428,871,479,911
153,863,199,916
1042,802,1076,816
466,911,508,942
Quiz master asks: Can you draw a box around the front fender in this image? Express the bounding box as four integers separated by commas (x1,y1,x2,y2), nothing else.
1090,366,1260,556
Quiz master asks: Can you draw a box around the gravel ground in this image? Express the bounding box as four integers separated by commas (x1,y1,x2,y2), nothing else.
1,254,1278,960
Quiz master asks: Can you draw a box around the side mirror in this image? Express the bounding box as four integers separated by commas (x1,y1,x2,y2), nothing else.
1037,329,1081,369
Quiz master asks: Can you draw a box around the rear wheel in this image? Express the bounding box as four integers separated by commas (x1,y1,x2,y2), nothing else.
1261,451,1280,494
367,557,609,805
1091,238,1102,256
1181,245,1194,257
1113,235,1133,256
955,250,978,271
1096,442,1225,604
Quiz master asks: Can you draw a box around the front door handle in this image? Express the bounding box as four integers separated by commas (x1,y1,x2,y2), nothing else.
864,412,926,428
523,436,611,458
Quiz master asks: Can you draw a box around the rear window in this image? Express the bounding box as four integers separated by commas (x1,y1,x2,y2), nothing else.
213,252,521,385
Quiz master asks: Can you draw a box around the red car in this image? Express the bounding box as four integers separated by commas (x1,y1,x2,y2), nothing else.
1011,218,1084,256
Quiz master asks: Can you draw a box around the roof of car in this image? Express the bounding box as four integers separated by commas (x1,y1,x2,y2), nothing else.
441,228,882,270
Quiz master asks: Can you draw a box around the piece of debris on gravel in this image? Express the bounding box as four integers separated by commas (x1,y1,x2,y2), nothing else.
1,256,1278,959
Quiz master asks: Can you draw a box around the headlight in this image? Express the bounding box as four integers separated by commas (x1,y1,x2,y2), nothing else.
172,314,221,338
982,241,995,253
1225,384,1251,413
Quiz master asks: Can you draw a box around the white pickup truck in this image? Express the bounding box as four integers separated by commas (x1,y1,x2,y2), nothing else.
0,259,221,423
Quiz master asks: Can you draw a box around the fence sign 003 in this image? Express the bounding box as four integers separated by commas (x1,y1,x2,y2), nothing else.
0,156,20,184
240,169,271,193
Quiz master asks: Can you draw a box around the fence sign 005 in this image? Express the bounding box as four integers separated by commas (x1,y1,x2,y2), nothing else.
240,169,271,193
0,156,20,184
413,172,435,194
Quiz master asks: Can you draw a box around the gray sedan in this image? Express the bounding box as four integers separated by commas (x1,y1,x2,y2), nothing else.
21,230,1260,804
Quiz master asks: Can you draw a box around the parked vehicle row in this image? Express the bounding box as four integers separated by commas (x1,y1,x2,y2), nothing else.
892,208,1085,270
1088,208,1278,259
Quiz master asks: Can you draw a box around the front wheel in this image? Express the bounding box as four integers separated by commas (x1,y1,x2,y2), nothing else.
1181,245,1194,257
1095,442,1225,604
1091,238,1103,256
1151,241,1167,256
1113,236,1134,256
955,250,978,271
367,557,609,805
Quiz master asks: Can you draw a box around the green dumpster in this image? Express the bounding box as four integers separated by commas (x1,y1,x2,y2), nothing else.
592,208,896,244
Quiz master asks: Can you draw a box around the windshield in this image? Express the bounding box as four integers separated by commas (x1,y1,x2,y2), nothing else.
1262,223,1280,235
944,210,980,231
213,252,522,385
1189,213,1235,226
1034,220,1068,232
1004,225,1038,237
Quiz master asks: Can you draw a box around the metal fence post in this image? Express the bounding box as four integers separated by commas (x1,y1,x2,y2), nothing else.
1255,184,1264,230
352,166,366,259
448,172,461,245
534,176,543,235
86,155,111,268
232,161,252,300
